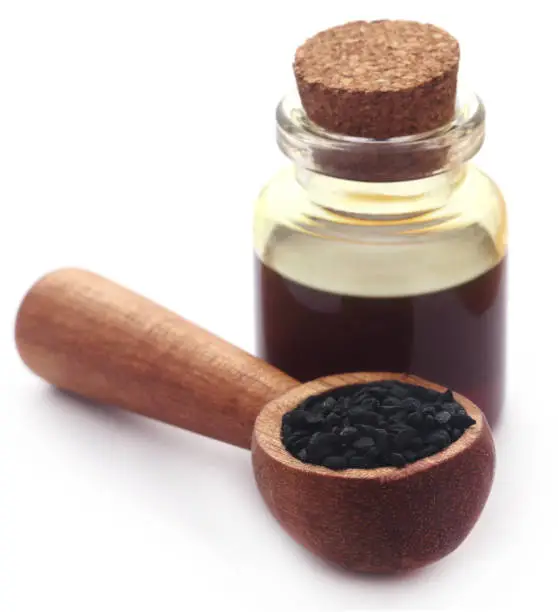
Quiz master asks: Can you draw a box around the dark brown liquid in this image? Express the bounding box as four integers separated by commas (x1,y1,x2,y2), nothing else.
256,256,506,426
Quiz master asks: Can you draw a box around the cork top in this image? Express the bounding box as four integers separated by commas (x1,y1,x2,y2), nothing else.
294,20,460,139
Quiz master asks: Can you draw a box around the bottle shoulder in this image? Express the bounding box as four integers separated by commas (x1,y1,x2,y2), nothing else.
254,164,507,297
258,164,506,227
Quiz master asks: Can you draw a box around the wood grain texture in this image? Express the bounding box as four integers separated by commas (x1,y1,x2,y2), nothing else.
15,268,298,449
252,372,495,573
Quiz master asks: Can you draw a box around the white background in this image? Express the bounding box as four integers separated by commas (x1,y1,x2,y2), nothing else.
0,1,555,610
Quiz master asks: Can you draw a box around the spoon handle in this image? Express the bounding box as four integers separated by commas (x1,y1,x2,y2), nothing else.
15,268,298,449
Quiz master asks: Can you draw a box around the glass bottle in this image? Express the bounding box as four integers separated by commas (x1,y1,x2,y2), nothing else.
254,88,507,426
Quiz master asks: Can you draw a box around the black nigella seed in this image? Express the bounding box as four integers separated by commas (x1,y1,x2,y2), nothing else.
353,389,370,401
352,437,376,451
281,382,475,471
403,450,417,462
296,398,315,412
380,405,399,418
322,455,347,470
390,410,409,424
442,402,461,414
372,428,389,451
427,430,451,449
364,452,380,468
363,411,382,425
338,397,352,411
360,397,380,412
347,407,366,421
451,413,476,428
309,432,339,447
407,411,423,427
349,456,368,468
439,389,455,403
390,452,406,467
356,424,378,437
400,397,421,411
325,412,342,427
383,396,402,408
394,427,417,450
418,388,439,402
368,385,388,397
351,410,380,426
364,445,380,459
306,445,332,462
451,428,463,441
288,430,308,442
283,410,303,427
303,412,323,426
389,384,409,399
289,437,310,453
339,426,359,440
420,444,438,458
435,411,452,425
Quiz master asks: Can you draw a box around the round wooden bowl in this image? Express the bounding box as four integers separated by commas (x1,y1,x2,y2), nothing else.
252,372,495,573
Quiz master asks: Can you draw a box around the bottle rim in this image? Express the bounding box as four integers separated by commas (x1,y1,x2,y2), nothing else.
276,88,485,182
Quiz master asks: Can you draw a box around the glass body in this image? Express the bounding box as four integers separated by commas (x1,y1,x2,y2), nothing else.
254,90,507,425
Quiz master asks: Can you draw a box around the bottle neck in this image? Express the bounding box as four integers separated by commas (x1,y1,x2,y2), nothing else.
295,164,466,221
276,87,484,186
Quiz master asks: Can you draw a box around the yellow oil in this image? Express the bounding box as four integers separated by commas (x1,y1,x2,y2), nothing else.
254,163,507,297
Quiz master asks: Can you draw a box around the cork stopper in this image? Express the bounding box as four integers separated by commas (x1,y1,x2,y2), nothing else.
294,20,460,139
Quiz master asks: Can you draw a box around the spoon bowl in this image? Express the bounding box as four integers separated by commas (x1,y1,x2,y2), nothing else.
253,372,494,572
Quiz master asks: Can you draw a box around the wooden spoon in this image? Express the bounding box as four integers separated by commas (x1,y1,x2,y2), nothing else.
15,268,495,573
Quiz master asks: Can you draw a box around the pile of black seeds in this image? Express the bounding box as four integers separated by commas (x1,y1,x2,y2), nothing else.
281,380,476,470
